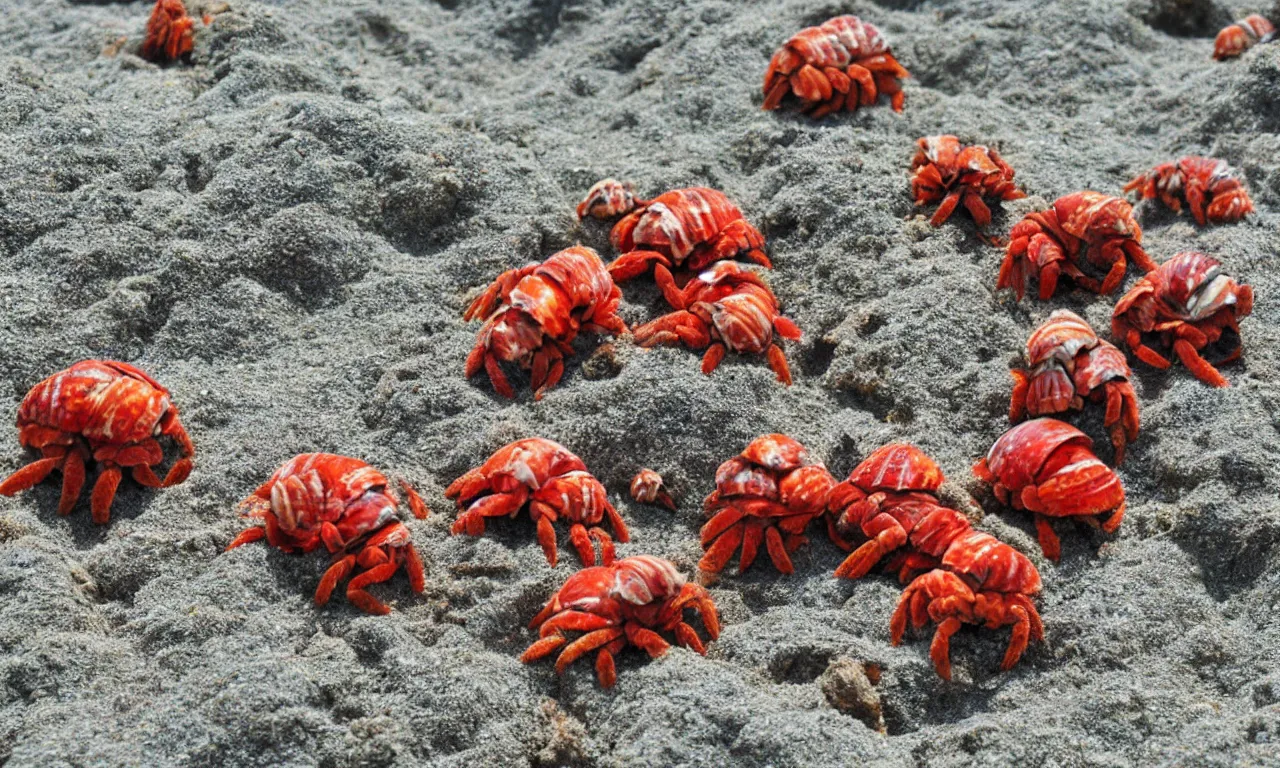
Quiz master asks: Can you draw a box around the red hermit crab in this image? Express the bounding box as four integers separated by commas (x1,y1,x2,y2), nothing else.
521,555,720,688
464,245,626,399
632,262,802,384
700,434,835,575
998,191,1156,301
1123,156,1255,226
891,530,1043,680
909,135,1025,231
1010,310,1140,463
1214,14,1275,60
973,419,1125,561
141,0,198,62
826,444,971,581
446,438,629,567
630,468,675,510
577,179,771,294
1112,252,1253,388
0,360,194,523
225,453,428,615
762,15,910,117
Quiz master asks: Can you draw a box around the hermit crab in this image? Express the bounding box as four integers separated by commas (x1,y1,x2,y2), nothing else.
700,435,835,575
1123,156,1254,226
632,262,802,385
1010,310,1140,463
577,179,771,293
630,468,675,510
464,245,626,399
0,360,194,524
446,438,629,567
141,0,198,62
762,15,910,117
1214,14,1275,60
891,530,1043,680
1112,252,1252,388
826,444,970,581
521,555,720,688
998,191,1156,301
225,453,428,615
909,135,1025,232
973,419,1125,561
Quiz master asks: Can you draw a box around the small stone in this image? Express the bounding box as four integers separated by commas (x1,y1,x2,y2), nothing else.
818,657,885,733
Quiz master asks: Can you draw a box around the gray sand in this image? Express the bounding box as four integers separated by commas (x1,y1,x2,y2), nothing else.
1,0,1279,765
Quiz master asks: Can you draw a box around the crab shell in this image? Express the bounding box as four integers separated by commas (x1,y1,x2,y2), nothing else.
708,434,833,514
700,435,835,574
980,419,1124,520
1,360,195,523
1214,14,1276,60
245,453,408,552
226,453,427,615
612,187,747,263
826,444,965,579
762,15,909,116
141,0,196,63
446,437,628,567
941,530,1042,595
1111,252,1252,387
1026,310,1098,369
1122,252,1250,324
576,178,637,220
536,555,687,622
850,443,945,493
448,437,587,499
465,245,625,399
1123,156,1254,225
890,544,1043,680
690,284,790,355
629,468,675,510
1055,191,1141,246
909,135,1025,228
521,555,720,688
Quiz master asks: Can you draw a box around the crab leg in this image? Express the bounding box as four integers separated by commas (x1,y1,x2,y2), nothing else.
225,526,266,550
699,521,744,573
316,554,356,606
534,512,560,566
671,583,720,639
595,636,627,688
346,560,400,615
700,506,746,545
737,519,765,573
0,456,63,499
89,465,123,525
931,191,963,226
520,634,567,662
538,610,615,638
589,527,615,566
835,516,908,579
625,622,671,659
673,622,707,654
929,617,963,681
59,451,88,516
766,345,792,385
1000,604,1032,672
607,250,671,283
452,488,529,536
1173,338,1228,387
1033,514,1061,562
763,526,794,574
555,628,625,674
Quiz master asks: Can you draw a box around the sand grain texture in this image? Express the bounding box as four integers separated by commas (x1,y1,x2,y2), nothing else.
1,0,1278,765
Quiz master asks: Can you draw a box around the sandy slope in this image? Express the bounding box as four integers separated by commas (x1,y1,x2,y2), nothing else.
1,0,1278,765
